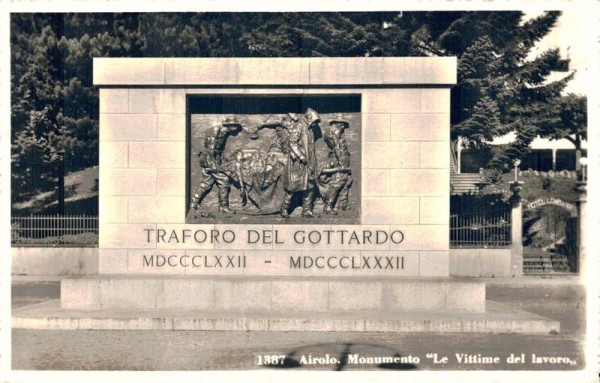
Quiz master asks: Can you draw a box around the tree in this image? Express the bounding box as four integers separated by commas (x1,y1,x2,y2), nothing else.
11,23,66,210
538,93,587,170
417,11,576,174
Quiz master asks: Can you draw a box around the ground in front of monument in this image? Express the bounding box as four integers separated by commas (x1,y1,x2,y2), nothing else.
11,277,584,371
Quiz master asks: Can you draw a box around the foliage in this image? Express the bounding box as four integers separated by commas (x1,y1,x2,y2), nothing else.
419,11,583,174
483,170,578,204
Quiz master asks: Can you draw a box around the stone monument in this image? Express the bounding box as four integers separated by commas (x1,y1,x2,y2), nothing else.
14,58,558,333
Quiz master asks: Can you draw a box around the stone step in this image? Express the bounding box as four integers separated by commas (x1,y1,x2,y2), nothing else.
12,299,559,334
61,275,485,314
450,173,482,194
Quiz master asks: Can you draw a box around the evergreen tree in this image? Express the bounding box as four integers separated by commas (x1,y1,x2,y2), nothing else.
539,93,587,169
418,11,574,173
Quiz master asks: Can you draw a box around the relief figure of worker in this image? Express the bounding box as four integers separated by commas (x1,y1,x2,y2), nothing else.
280,108,322,218
191,117,243,213
318,114,353,214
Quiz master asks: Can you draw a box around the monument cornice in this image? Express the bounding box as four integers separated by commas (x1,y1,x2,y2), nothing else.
93,57,457,87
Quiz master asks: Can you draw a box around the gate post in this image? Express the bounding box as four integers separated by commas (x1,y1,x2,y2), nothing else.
575,179,587,274
509,181,524,277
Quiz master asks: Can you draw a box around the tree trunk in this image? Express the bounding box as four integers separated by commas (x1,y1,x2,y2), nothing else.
57,159,65,216
575,133,581,172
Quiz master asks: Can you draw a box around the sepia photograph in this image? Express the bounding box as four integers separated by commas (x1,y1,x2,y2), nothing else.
1,2,597,382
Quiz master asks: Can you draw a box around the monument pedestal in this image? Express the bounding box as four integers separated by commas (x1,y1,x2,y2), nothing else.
8,274,555,334
61,275,485,313
13,278,558,333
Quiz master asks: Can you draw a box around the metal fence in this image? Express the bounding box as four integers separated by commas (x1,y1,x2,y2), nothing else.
450,208,511,248
11,215,98,247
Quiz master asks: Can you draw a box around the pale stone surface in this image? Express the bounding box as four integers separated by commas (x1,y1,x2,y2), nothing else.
95,57,457,86
238,58,310,84
214,225,274,250
326,225,392,251
239,250,299,277
99,89,128,113
127,249,187,275
156,279,215,310
309,57,383,85
244,88,306,94
11,248,98,276
128,141,185,169
58,276,491,314
93,57,457,284
15,300,559,333
362,114,391,141
129,89,186,114
185,88,248,94
166,59,238,84
421,89,451,114
98,249,128,274
418,250,449,277
100,114,157,142
362,169,390,196
391,225,449,251
449,249,512,277
297,250,365,277
383,281,445,312
157,114,186,141
213,280,272,311
94,58,165,85
99,279,158,310
420,197,450,224
382,279,483,313
390,169,449,197
99,196,128,223
391,114,449,141
270,281,329,311
362,197,419,224
443,281,486,312
99,224,157,249
268,318,365,332
156,169,186,196
61,279,101,309
153,224,216,250
328,281,382,311
363,89,421,113
99,141,128,168
100,168,156,196
184,250,246,276
272,225,333,251
362,142,419,169
358,250,419,277
420,141,450,169
383,57,457,85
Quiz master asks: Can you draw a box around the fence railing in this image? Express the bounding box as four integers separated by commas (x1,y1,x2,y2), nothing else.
450,209,511,248
11,215,98,247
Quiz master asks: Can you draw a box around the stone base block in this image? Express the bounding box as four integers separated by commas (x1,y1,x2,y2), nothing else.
13,300,558,334
61,275,485,313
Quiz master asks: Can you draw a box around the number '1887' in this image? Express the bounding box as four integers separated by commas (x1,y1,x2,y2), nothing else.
255,355,286,365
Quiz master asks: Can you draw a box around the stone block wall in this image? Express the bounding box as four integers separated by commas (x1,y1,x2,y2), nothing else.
95,57,455,277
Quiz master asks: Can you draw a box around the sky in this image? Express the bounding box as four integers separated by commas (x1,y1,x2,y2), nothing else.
526,10,589,95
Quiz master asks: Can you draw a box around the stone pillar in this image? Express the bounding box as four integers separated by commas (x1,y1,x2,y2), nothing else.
456,136,462,174
575,181,587,274
509,181,524,277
